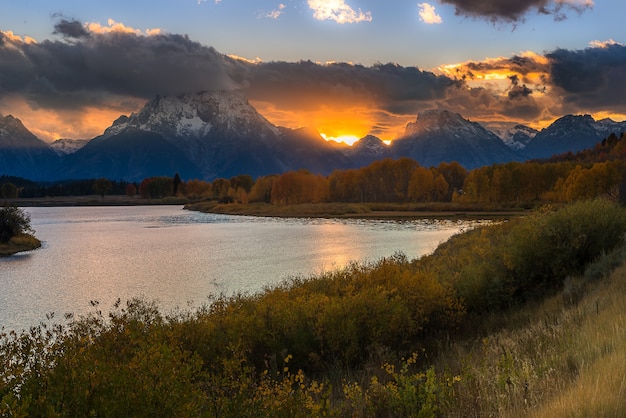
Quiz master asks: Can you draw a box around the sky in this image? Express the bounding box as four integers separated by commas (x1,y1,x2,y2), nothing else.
1,0,626,144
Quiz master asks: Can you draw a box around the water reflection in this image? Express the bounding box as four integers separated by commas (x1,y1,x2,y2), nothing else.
1,206,484,332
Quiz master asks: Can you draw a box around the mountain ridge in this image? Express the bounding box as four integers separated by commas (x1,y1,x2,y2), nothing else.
2,93,626,181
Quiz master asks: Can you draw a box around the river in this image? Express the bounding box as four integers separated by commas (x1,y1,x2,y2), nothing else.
1,206,485,331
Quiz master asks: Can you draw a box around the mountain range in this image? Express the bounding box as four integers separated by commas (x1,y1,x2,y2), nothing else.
1,91,626,182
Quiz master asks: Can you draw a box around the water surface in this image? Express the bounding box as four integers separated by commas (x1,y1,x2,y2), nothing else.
1,206,483,331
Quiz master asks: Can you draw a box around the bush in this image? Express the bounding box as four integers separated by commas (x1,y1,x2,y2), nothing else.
504,199,626,296
426,198,626,311
0,205,33,243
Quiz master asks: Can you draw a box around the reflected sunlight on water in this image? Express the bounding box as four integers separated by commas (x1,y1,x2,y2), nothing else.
0,206,486,331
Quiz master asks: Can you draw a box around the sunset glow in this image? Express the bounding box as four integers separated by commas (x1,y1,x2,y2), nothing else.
0,1,625,144
320,133,361,146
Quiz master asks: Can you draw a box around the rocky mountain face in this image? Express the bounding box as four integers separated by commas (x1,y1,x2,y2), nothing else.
54,91,361,181
391,110,523,169
524,115,626,159
493,125,538,151
93,91,285,180
50,139,89,155
344,135,391,167
0,114,58,180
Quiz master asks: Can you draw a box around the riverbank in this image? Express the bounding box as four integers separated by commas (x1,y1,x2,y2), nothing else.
7,195,189,207
8,196,532,218
184,200,531,219
0,233,41,256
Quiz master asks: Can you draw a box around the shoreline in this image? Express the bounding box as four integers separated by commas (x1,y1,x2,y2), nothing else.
7,196,530,219
184,201,529,220
0,234,42,257
6,195,189,207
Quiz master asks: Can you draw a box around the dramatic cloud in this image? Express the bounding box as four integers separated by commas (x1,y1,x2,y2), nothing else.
53,19,90,39
547,42,626,114
439,0,593,22
307,0,373,24
2,19,626,142
0,20,247,108
244,60,458,138
0,20,248,140
418,3,443,24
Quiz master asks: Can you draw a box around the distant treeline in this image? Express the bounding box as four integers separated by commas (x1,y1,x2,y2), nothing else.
0,176,135,198
3,132,626,204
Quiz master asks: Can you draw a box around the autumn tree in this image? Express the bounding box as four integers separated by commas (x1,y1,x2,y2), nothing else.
0,205,33,243
184,179,212,200
432,172,449,201
271,170,328,205
211,178,231,198
139,177,173,199
93,178,113,198
328,169,362,203
248,175,276,203
125,183,137,197
408,166,434,202
460,168,491,203
437,161,468,200
230,174,254,193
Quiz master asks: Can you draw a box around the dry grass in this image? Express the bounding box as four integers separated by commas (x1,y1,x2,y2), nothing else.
0,233,41,256
436,253,626,417
527,266,626,418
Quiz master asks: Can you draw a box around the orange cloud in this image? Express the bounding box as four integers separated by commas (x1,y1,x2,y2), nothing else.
86,19,161,36
250,99,409,143
0,96,143,142
0,30,37,45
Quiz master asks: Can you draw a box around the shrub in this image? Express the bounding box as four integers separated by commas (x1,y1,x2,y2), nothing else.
0,205,33,243
504,199,626,297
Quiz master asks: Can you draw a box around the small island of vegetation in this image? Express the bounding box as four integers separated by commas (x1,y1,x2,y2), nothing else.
0,204,41,256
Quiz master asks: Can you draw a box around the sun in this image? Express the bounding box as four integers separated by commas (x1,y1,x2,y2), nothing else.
320,133,361,146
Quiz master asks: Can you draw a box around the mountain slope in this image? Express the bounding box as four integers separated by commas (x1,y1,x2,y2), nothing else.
273,127,353,175
524,115,626,159
59,129,201,181
50,139,89,155
391,110,523,169
0,115,58,180
493,124,538,150
102,91,285,179
344,135,391,168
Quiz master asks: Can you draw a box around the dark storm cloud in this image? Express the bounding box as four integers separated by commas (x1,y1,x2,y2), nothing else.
507,75,533,99
246,61,458,114
0,21,248,110
439,0,593,23
53,19,90,39
0,20,461,119
547,43,626,111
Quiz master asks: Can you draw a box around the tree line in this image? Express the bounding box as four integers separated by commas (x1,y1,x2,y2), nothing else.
3,132,626,204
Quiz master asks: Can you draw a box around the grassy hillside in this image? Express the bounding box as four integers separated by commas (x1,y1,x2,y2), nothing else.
1,199,625,417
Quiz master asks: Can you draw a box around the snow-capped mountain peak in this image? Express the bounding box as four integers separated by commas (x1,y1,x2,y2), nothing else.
50,138,89,155
493,124,538,150
403,109,497,141
104,90,279,140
